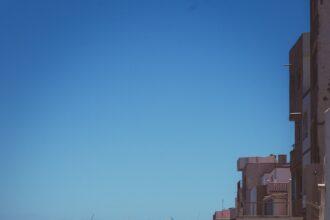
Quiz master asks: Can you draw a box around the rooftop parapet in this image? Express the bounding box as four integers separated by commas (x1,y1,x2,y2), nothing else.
237,155,277,171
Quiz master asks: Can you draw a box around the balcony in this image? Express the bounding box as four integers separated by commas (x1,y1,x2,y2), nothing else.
267,183,289,194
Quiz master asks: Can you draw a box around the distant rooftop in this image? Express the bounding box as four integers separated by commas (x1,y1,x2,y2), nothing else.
237,154,287,171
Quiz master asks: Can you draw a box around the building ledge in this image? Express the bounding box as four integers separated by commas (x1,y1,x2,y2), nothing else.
236,217,303,220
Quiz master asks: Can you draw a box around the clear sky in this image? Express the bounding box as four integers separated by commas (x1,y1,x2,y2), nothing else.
0,0,309,220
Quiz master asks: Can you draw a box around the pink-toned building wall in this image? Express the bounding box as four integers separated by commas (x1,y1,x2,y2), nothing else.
236,155,290,216
213,210,230,220
261,167,291,216
262,168,291,184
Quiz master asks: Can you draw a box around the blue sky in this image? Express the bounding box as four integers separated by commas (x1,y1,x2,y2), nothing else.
0,0,309,220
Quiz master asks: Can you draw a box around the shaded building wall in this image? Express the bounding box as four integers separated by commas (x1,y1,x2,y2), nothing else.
325,109,330,220
229,208,236,220
310,0,330,219
310,0,330,165
302,164,323,220
301,33,311,176
263,194,289,216
236,181,244,217
289,33,310,218
256,185,267,216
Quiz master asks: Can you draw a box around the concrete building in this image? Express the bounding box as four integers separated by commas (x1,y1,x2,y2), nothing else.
235,155,291,217
288,32,326,220
325,109,330,220
213,210,230,220
261,168,291,216
288,32,316,219
213,209,236,220
235,217,302,220
310,1,330,219
287,1,330,219
310,0,330,165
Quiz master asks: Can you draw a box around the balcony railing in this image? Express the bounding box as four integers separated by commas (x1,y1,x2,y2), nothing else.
267,183,289,194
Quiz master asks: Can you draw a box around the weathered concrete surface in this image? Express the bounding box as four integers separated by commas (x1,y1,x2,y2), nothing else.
325,109,330,220
236,216,303,220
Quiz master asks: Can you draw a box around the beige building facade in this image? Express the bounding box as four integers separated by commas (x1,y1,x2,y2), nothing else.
236,155,292,218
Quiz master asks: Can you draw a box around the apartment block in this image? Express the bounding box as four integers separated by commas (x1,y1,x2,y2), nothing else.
289,33,314,218
289,31,327,220
287,1,330,219
235,155,291,217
